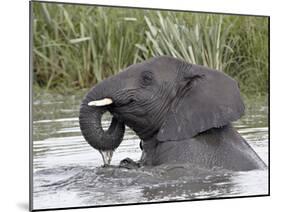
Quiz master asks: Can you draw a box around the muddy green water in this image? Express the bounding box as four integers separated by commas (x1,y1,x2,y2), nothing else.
32,91,268,210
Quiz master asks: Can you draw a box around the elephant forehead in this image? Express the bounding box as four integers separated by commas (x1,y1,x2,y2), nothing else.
121,58,179,82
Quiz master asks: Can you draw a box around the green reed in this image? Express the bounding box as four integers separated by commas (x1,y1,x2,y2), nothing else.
32,2,268,96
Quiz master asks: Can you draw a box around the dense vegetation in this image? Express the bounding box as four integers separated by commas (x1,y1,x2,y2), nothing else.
32,2,268,96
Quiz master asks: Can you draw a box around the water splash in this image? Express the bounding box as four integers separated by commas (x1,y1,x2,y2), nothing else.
99,150,114,166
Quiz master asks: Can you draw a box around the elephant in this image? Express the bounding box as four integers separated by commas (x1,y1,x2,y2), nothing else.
79,56,267,171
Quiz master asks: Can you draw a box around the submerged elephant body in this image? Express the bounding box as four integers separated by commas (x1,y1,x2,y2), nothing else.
141,125,265,170
79,56,266,171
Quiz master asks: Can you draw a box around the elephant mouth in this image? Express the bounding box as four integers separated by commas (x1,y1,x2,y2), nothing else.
87,97,152,136
88,98,135,122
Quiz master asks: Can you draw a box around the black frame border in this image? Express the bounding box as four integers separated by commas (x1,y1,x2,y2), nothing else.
29,0,270,211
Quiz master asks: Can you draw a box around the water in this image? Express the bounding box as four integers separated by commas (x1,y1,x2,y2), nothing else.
32,91,268,210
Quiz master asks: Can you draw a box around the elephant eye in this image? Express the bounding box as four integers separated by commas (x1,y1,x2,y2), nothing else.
140,71,153,86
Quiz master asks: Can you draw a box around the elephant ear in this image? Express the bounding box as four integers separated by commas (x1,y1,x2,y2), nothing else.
157,64,245,142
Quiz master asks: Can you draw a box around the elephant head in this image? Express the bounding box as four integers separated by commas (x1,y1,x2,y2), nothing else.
79,56,244,164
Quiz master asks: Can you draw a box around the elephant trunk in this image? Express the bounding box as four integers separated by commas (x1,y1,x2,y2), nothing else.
79,87,125,153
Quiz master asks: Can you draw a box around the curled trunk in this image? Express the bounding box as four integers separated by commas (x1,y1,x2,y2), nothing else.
79,98,125,151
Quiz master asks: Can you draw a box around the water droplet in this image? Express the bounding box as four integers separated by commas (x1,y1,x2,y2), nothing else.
99,150,114,166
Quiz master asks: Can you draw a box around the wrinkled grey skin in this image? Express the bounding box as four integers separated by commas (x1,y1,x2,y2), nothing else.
79,56,267,171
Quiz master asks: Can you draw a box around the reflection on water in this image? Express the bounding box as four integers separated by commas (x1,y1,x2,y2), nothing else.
32,91,268,210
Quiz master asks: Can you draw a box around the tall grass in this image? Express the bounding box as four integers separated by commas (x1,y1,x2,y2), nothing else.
32,2,268,96
33,3,146,91
227,17,268,95
136,12,235,72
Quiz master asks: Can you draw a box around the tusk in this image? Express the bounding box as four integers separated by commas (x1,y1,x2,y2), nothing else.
88,98,113,106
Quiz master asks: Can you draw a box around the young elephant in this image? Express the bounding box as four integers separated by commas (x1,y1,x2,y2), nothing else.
79,56,267,171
